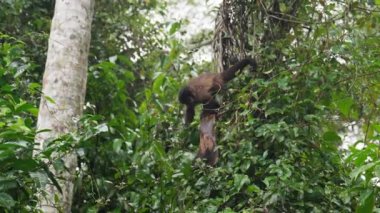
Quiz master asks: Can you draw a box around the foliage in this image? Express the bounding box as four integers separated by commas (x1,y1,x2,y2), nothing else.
1,0,380,212
0,34,40,211
0,0,53,83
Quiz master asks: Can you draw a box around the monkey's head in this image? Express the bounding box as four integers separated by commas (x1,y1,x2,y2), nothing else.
178,86,194,105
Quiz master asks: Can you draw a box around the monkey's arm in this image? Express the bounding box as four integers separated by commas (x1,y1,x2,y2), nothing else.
221,58,257,82
185,105,195,125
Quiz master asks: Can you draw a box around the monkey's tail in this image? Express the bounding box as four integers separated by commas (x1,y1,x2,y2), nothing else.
221,58,257,82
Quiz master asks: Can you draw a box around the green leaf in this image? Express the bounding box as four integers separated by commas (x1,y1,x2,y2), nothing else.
221,208,236,213
0,192,15,208
247,184,261,193
117,55,132,66
336,97,353,117
94,123,108,135
233,174,250,192
14,64,29,78
28,82,41,93
266,192,279,205
350,162,378,180
375,0,380,5
124,70,135,82
169,22,181,35
372,124,380,133
323,131,341,143
42,163,63,194
0,140,29,149
97,61,116,71
265,107,283,117
153,142,166,160
0,178,18,191
349,149,371,166
44,95,56,104
27,107,39,116
125,109,138,126
0,150,14,161
15,102,37,114
13,159,39,171
113,139,123,153
152,73,165,94
355,189,374,213
1,84,13,92
374,165,380,178
87,206,99,213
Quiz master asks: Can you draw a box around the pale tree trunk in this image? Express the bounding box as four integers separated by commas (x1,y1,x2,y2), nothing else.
34,0,94,212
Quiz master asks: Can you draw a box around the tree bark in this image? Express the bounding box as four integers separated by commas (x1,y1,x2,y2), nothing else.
34,0,94,212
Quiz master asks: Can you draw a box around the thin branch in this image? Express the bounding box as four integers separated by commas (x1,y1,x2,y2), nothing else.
337,70,380,84
188,39,213,52
266,14,306,25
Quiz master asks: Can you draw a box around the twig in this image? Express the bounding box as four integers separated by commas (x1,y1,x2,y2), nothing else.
337,70,380,84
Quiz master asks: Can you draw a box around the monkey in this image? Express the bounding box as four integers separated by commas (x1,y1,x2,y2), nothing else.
178,58,257,124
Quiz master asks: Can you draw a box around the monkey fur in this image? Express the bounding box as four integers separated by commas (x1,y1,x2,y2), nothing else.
178,58,257,124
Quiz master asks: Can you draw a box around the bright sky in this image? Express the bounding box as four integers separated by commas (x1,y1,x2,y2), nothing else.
167,0,221,39
167,0,222,62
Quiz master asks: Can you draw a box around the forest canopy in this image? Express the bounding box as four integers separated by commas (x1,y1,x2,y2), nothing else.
0,0,380,212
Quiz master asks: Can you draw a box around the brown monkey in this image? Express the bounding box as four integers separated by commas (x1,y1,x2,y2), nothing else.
197,113,218,165
178,58,257,124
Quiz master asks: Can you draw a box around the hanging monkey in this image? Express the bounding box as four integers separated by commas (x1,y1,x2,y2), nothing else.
178,58,257,124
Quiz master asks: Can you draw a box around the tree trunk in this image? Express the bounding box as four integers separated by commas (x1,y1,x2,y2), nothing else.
34,0,94,212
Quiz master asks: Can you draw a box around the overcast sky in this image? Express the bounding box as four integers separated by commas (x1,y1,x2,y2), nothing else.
167,0,222,62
